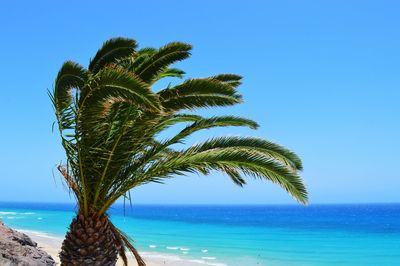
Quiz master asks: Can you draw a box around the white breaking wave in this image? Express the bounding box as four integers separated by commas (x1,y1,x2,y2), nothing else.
166,246,180,250
206,263,227,266
0,211,34,215
6,216,23,219
202,256,217,260
188,259,227,266
141,251,227,266
0,212,17,215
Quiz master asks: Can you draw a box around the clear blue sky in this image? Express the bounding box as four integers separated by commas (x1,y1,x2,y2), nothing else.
0,1,399,204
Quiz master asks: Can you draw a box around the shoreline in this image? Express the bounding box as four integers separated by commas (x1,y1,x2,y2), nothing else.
18,229,226,266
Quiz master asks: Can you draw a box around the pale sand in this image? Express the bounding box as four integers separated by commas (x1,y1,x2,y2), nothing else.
21,230,215,266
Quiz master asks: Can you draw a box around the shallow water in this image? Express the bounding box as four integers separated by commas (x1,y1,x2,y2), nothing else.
0,203,399,266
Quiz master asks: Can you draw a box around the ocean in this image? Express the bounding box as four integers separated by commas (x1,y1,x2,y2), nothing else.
0,203,399,266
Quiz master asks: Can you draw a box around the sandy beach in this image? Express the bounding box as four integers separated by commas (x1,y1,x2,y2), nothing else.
22,230,216,266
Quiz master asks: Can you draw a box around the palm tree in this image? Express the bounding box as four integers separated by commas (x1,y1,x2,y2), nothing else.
50,37,307,266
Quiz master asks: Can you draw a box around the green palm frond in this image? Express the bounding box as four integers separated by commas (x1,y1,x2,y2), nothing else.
134,42,192,83
141,146,307,204
136,47,157,56
118,47,157,72
158,78,242,111
212,74,243,87
157,68,185,79
188,136,303,171
89,38,137,74
166,116,259,146
163,94,242,111
54,61,88,111
83,67,161,113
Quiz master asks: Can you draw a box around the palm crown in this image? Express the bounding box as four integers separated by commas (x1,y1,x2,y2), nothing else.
50,37,307,265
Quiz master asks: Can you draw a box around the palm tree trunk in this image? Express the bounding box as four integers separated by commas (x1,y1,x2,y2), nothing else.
60,213,119,266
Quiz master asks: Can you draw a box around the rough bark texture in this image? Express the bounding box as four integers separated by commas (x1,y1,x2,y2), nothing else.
60,214,119,266
0,220,56,266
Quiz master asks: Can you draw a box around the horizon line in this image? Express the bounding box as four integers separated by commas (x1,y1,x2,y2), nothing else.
0,201,399,206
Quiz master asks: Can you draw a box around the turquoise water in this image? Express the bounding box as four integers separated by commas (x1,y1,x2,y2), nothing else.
0,203,399,266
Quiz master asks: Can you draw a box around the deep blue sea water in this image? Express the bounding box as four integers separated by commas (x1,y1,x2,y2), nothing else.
0,203,399,266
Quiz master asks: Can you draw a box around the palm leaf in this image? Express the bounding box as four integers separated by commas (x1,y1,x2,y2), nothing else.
89,38,137,74
135,42,192,83
54,61,88,111
166,116,259,146
158,78,242,111
157,68,185,79
212,74,243,87
143,147,307,204
188,136,303,171
81,67,161,114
